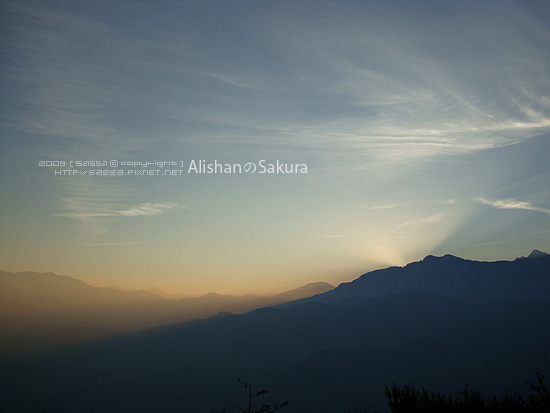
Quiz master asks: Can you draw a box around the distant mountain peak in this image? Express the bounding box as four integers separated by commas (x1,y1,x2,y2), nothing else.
528,249,549,259
422,254,464,263
200,292,223,298
515,249,550,260
302,281,335,289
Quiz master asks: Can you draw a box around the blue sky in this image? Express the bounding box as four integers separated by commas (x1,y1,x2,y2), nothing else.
1,0,549,295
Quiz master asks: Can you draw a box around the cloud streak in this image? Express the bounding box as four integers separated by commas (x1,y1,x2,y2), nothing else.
476,198,550,216
393,213,445,232
359,202,408,210
55,203,181,219
117,203,181,217
83,241,148,247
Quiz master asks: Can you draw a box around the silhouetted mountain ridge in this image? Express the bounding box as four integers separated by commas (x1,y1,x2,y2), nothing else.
421,253,466,262
281,250,550,307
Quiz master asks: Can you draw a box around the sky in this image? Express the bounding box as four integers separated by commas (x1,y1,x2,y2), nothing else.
1,0,549,296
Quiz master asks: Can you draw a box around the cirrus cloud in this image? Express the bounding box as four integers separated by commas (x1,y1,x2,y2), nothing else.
54,203,181,218
476,198,550,216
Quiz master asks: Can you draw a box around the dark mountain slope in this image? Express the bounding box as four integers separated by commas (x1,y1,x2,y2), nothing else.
285,251,550,306
1,290,549,412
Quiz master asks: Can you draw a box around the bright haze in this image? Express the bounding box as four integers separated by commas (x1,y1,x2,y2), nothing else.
1,0,549,296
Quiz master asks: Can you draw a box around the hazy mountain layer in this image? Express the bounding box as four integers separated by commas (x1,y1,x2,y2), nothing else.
0,270,333,354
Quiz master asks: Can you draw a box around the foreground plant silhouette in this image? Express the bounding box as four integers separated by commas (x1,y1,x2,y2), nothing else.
384,372,549,412
212,378,289,413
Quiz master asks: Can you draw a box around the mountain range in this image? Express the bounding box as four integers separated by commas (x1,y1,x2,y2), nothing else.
0,251,549,412
281,249,550,306
0,271,333,354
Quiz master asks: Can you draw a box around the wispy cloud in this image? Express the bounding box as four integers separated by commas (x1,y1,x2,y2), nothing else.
83,241,147,247
393,213,445,232
203,72,267,92
227,2,550,169
436,199,457,205
476,198,550,216
356,202,408,210
54,212,119,218
53,177,183,239
1,2,154,158
353,199,456,210
467,230,550,248
117,203,181,216
55,202,181,219
4,1,549,171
